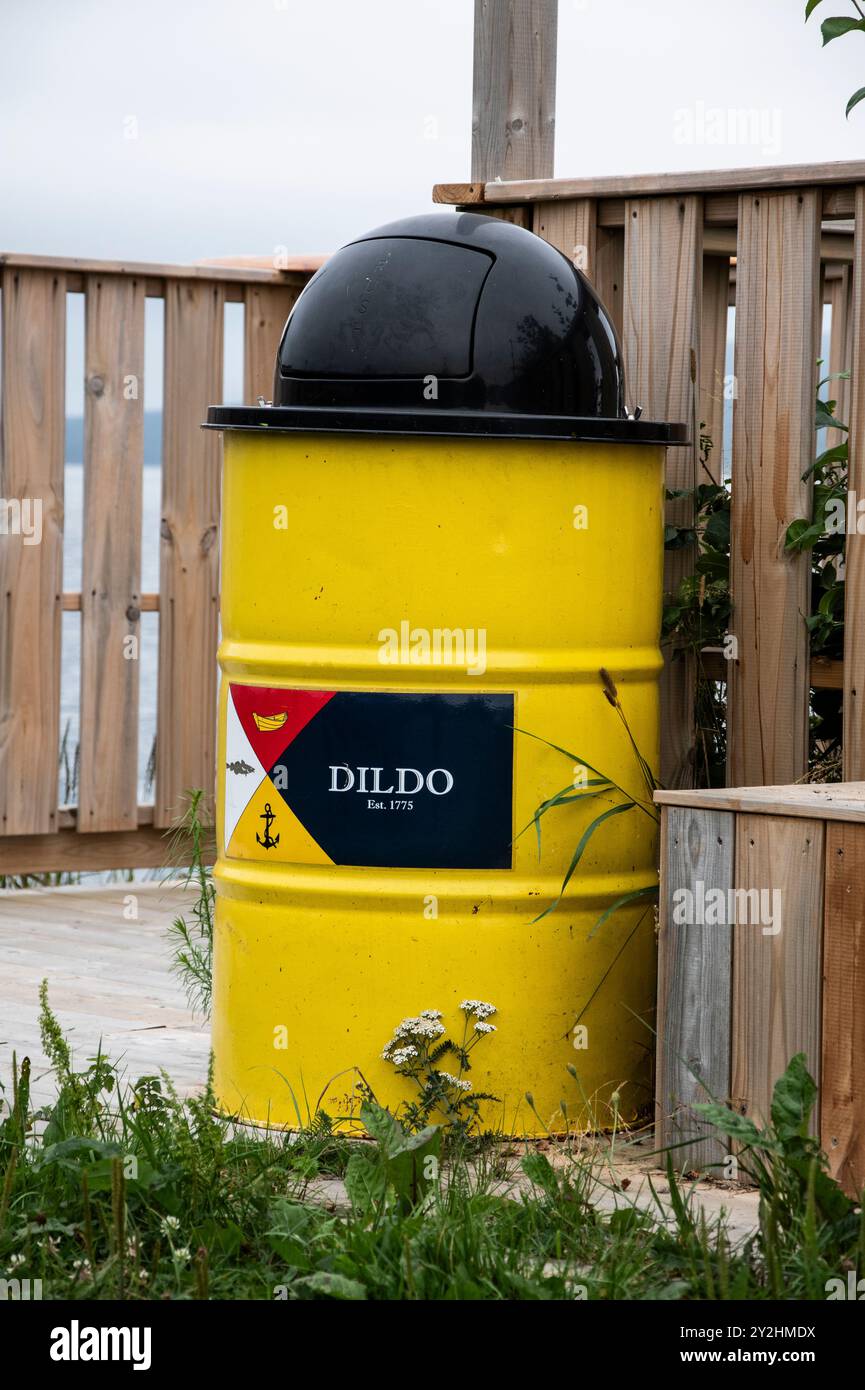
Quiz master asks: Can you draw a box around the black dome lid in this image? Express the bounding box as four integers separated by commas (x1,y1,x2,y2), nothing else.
205,212,687,444
273,211,625,418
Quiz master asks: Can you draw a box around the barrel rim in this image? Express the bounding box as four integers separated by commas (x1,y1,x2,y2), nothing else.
203,404,689,445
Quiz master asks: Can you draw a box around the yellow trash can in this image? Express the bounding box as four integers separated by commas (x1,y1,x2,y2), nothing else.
206,212,686,1135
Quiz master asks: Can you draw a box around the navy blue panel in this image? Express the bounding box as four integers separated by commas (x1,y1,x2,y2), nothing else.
269,690,514,870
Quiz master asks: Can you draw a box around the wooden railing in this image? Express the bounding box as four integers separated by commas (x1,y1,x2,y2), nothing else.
434,159,865,790
3,157,865,871
0,253,317,874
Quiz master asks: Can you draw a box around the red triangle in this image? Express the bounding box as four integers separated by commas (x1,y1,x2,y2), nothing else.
229,685,335,772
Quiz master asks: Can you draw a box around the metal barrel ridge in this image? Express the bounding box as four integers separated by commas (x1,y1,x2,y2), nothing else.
205,211,687,1135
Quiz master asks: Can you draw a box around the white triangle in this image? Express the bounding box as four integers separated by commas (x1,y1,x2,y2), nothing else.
223,689,267,851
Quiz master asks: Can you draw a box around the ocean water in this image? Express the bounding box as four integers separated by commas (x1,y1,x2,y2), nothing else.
60,461,163,806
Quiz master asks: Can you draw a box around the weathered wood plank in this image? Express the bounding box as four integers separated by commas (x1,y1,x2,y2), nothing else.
0,251,311,286
78,275,145,832
243,282,301,404
656,806,734,1173
656,781,865,820
467,158,865,204
844,188,865,779
533,198,597,280
731,815,823,1147
155,280,223,828
728,191,821,786
700,257,731,483
475,205,533,228
821,822,865,1196
0,267,66,836
0,825,199,875
594,227,624,337
471,0,557,182
623,196,703,788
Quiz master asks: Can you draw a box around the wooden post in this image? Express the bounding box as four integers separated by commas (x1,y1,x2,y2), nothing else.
700,256,731,484
623,196,703,789
656,805,734,1174
155,280,224,829
243,283,300,404
826,263,852,449
78,275,145,833
0,268,66,836
821,821,865,1195
472,0,557,182
731,814,824,1138
843,187,865,779
728,191,821,787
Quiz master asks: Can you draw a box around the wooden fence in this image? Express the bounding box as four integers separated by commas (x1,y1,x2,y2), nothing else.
3,156,865,872
436,159,865,791
0,253,315,874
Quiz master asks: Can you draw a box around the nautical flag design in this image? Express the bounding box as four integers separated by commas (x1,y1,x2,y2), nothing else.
223,684,514,869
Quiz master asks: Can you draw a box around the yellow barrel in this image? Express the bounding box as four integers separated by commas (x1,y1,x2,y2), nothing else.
206,212,685,1135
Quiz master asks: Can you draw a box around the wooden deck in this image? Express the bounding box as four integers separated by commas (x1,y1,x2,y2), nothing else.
0,882,210,1106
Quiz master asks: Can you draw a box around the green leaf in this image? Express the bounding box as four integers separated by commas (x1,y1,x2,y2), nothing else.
587,883,659,939
292,1270,367,1300
387,1125,441,1208
359,1098,405,1153
39,1136,123,1168
513,778,611,856
703,508,730,550
805,0,824,16
344,1148,387,1215
769,1052,816,1141
821,15,865,45
521,1150,559,1197
847,85,865,116
532,801,636,922
693,1100,777,1151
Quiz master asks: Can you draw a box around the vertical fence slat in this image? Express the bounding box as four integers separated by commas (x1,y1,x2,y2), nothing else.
78,275,145,832
0,268,65,836
827,264,851,449
731,814,823,1136
656,805,734,1173
623,196,703,788
700,255,730,484
533,198,597,282
243,283,300,404
155,280,224,828
821,821,865,1197
594,226,624,337
728,191,821,787
843,188,865,778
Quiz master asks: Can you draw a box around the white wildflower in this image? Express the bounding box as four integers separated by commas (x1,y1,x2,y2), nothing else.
417,1019,445,1038
459,999,497,1020
139,1269,150,1283
390,1015,445,1042
436,1071,472,1092
160,1215,180,1237
173,1246,191,1264
474,1021,496,1034
8,1252,25,1269
388,1046,418,1066
419,1009,443,1020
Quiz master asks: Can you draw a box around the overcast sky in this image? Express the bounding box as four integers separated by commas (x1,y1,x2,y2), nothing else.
2,0,864,264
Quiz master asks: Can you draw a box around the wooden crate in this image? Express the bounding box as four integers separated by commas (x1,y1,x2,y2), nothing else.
654,782,865,1196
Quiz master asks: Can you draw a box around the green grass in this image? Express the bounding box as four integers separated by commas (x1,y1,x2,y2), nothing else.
1,990,861,1301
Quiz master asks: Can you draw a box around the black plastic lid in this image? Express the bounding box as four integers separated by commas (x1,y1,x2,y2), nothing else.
205,212,688,445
